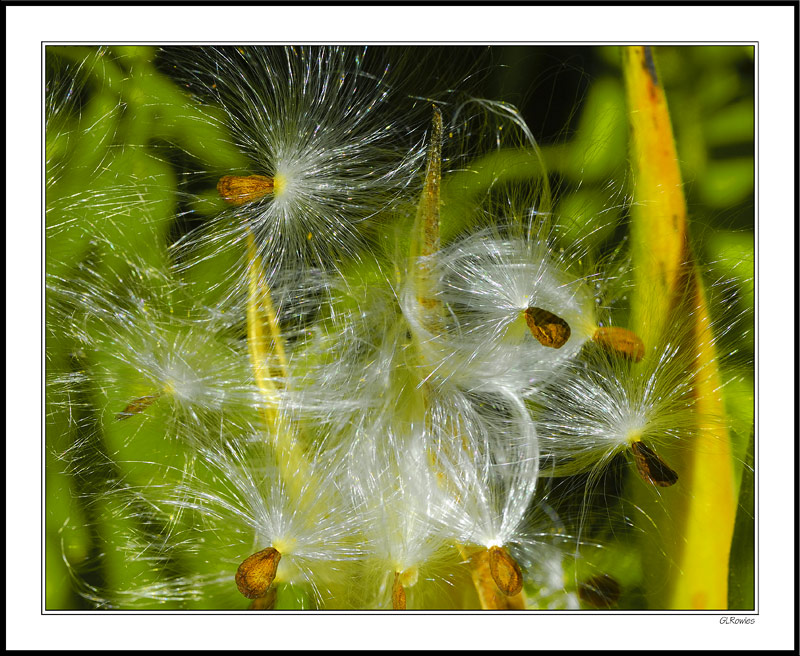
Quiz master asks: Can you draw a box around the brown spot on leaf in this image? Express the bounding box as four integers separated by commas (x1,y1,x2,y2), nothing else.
217,175,274,206
235,547,281,599
488,546,523,597
643,46,659,85
524,307,571,349
631,441,679,487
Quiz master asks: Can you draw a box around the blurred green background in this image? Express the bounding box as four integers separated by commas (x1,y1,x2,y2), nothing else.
45,45,754,609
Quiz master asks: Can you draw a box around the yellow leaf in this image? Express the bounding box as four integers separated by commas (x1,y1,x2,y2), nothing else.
245,231,310,502
622,46,736,610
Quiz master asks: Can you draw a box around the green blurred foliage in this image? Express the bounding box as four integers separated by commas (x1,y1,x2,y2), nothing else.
45,45,754,610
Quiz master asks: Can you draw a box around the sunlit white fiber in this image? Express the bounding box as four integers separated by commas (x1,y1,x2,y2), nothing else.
429,390,540,551
127,436,364,608
533,310,713,479
345,433,461,608
46,47,109,191
45,48,178,272
277,263,423,439
167,46,426,300
46,257,261,435
517,542,581,610
44,45,752,613
402,229,598,395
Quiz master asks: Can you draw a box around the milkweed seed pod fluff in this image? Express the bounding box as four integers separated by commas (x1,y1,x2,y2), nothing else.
165,46,428,308
45,46,753,612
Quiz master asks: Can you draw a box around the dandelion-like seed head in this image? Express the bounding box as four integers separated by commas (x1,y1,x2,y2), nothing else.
162,437,363,607
167,46,426,306
402,228,599,395
535,317,701,480
44,45,751,614
46,254,261,440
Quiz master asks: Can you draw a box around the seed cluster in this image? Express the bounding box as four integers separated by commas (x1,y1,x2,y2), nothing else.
45,45,744,611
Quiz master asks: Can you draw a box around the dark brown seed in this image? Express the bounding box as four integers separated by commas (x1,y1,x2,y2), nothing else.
578,573,622,608
116,394,160,421
593,326,645,362
630,440,679,487
392,571,407,610
524,307,571,349
217,175,275,206
488,546,524,597
235,547,281,599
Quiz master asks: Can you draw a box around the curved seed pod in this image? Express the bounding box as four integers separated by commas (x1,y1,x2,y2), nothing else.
488,546,523,596
235,547,282,599
524,307,571,349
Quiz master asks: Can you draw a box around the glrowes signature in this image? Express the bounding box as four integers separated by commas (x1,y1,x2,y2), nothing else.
719,617,755,625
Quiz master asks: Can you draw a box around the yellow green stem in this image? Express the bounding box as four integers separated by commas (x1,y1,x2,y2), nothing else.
409,108,527,608
622,45,735,609
410,106,444,323
245,231,310,502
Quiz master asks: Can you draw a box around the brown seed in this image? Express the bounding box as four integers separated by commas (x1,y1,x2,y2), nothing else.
217,175,275,206
488,546,524,597
235,547,282,599
578,573,622,608
593,326,645,362
116,394,160,421
248,586,277,610
630,440,679,487
391,571,407,610
524,307,571,349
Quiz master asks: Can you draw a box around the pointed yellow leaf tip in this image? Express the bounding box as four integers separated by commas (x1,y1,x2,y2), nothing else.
488,545,524,597
235,546,282,599
392,571,407,610
630,440,679,488
419,105,443,259
623,45,736,609
217,174,275,206
622,45,689,336
592,326,645,362
524,307,571,349
411,106,445,323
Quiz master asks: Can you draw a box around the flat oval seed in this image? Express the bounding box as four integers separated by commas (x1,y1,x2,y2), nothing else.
116,394,160,421
593,326,645,362
217,175,275,206
630,440,679,487
488,546,523,596
235,547,281,599
392,571,407,610
578,573,622,608
524,307,571,349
